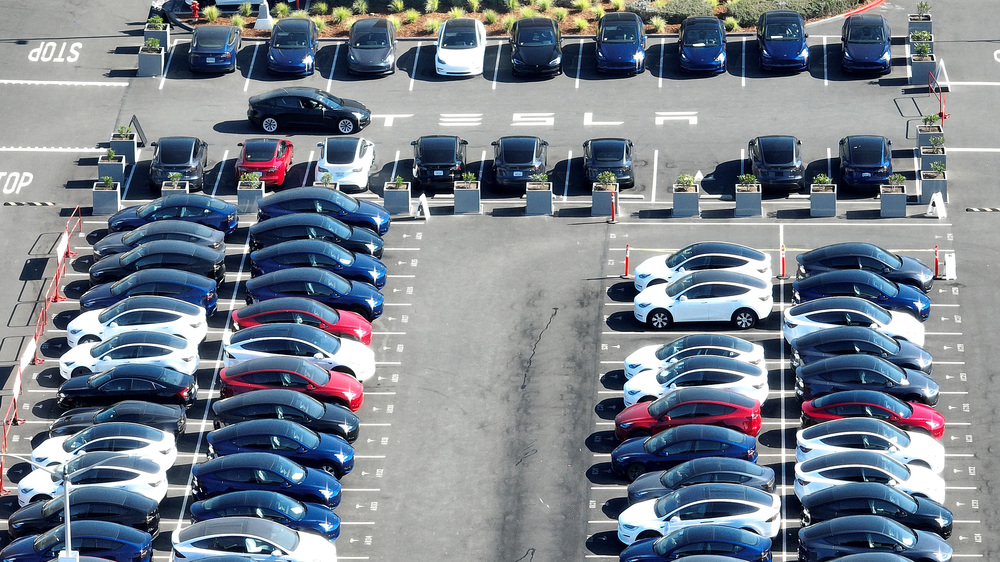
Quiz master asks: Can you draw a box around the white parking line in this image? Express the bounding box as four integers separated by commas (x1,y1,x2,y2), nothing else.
302,150,316,187
209,149,229,197
0,79,128,87
741,37,746,88
575,39,584,89
562,150,572,199
326,43,341,93
822,36,828,85
159,38,183,90
650,149,658,204
657,38,664,89
244,43,261,92
409,42,422,92
491,41,502,90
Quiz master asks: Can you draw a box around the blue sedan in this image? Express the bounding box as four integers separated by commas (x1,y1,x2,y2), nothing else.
621,525,772,562
611,424,757,482
678,16,727,74
257,186,390,235
594,12,645,73
250,238,387,289
245,267,383,321
108,194,238,234
792,269,930,321
207,418,355,478
841,14,891,74
0,520,152,562
839,135,893,187
189,25,241,73
248,213,384,258
757,9,808,71
93,220,225,259
79,269,217,314
190,490,341,541
267,17,318,75
192,452,342,507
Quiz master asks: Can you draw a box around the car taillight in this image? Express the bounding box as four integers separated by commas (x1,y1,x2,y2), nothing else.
747,448,755,458
180,386,192,397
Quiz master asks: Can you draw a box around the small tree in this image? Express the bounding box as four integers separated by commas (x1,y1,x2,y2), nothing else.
676,174,696,187
393,175,406,188
737,173,758,185
929,136,945,149
461,171,477,182
596,171,618,185
529,172,549,183
887,173,906,185
910,30,931,41
105,148,116,161
922,114,940,127
116,125,132,137
916,1,931,16
812,173,832,184
146,15,165,30
168,172,182,187
240,172,263,188
143,37,161,51
930,161,946,175
913,42,932,58
101,176,115,188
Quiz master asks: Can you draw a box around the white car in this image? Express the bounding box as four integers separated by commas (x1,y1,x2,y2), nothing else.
314,137,376,191
633,242,772,291
796,417,945,473
782,296,925,347
617,483,781,545
17,451,168,507
66,295,208,347
623,334,764,379
59,331,199,380
172,517,333,562
31,422,177,470
793,450,945,503
435,18,487,76
223,323,376,383
634,271,774,330
623,356,769,407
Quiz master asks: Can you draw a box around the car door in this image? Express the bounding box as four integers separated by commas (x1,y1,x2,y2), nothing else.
671,284,713,322
708,284,749,321
294,96,324,127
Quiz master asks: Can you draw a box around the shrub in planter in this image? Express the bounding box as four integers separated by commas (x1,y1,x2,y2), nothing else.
811,173,833,185
142,38,161,52
238,2,254,16
273,2,292,17
203,5,221,21
737,173,758,185
310,1,330,14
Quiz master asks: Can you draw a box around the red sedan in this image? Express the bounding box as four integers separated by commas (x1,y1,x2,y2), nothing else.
614,387,761,441
800,389,945,439
235,138,294,187
220,356,364,411
231,296,372,345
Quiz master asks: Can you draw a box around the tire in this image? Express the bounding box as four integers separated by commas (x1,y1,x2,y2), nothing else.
333,366,357,378
71,367,91,378
261,117,279,133
909,459,932,469
30,494,50,503
636,530,661,541
646,309,672,330
77,335,100,345
337,118,357,135
637,395,655,403
732,308,758,330
625,462,647,482
321,464,341,476
629,430,650,439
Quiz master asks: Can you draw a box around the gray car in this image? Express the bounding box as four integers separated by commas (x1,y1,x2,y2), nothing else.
149,136,208,193
348,18,397,75
491,136,548,190
747,135,804,190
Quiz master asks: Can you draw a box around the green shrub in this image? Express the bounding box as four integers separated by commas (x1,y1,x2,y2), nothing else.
726,0,858,28
597,171,618,184
887,173,906,185
705,0,719,7
331,6,353,22
310,1,329,14
389,0,406,11
572,0,590,10
273,2,291,17
723,16,738,30
238,2,254,16
812,173,832,184
650,15,666,31
520,7,539,17
504,0,520,12
737,173,758,184
468,0,482,10
386,14,401,28
232,13,246,27
501,14,516,31
203,5,221,21
146,15,165,30
930,161,946,174
483,8,499,22
913,42,931,56
312,15,326,31
593,5,605,19
537,0,553,11
676,174,696,186
573,15,588,30
290,9,309,17
425,0,439,12
404,8,421,22
143,37,160,50
425,17,444,32
448,6,466,17
551,7,568,21
610,0,625,10
916,1,930,15
910,30,931,41
658,0,711,23
929,136,945,148
652,0,666,7
352,0,369,14
922,114,940,126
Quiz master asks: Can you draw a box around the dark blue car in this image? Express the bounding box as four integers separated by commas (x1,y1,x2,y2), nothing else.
841,14,891,74
207,418,355,478
627,457,775,504
621,525,772,562
801,482,953,538
108,194,238,234
248,213,384,258
256,186,390,236
192,452,342,507
757,9,808,71
190,490,341,541
94,220,225,259
796,242,934,292
798,515,951,562
189,25,241,73
792,269,930,321
595,12,645,73
678,16,727,74
245,267,383,321
250,238,387,289
267,17,318,75
0,521,152,562
796,354,939,405
212,389,360,443
839,135,893,187
789,326,933,374
611,424,757,482
79,268,217,314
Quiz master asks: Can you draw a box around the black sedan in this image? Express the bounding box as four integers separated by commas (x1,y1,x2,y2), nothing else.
627,457,775,504
509,17,562,76
244,267,383,321
796,354,939,405
207,418,354,478
94,220,224,259
212,388,360,442
107,193,238,234
7,487,159,539
348,17,396,75
747,135,804,190
798,515,951,562
492,136,548,190
249,213,384,257
88,240,226,287
249,238,387,289
790,326,933,374
256,186,390,236
583,138,634,188
247,87,371,135
79,268,218,315
796,242,934,292
189,490,341,541
48,400,186,438
411,135,468,188
800,482,953,538
56,364,197,409
149,136,209,193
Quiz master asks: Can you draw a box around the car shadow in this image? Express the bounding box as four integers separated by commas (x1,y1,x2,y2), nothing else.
602,497,631,519
586,430,620,453
595,398,625,420
606,281,637,303
587,461,625,485
758,426,798,450
601,369,626,391
586,531,626,555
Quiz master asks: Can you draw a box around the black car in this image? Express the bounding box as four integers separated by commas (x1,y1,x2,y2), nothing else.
248,213,384,258
796,242,934,292
256,186,390,236
189,491,341,542
492,136,548,190
149,137,209,193
48,400,186,438
191,453,342,507
88,240,226,287
747,135,804,190
249,238,387,288
627,457,775,504
411,135,468,188
790,326,933,374
94,220,225,259
56,364,198,409
348,17,397,75
801,482,953,538
247,87,371,135
212,388,360,442
243,267,384,322
509,17,562,76
267,17,318,76
7,487,160,539
583,138,634,188
798,515,952,562
796,355,939,405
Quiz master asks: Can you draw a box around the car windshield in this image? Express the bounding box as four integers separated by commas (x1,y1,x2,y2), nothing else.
96,300,131,324
683,26,722,47
308,368,331,386
193,29,229,49
652,494,682,518
665,274,698,298
90,339,120,358
135,200,163,217
275,460,307,484
353,31,389,48
273,30,310,48
764,22,802,40
665,244,700,268
324,189,361,213
661,463,695,488
517,28,556,46
33,526,64,553
849,141,886,166
654,338,690,360
288,424,321,449
590,141,625,163
441,28,478,49
119,244,152,266
273,497,307,520
40,496,68,518
324,140,359,165
760,139,795,164
158,142,193,165
848,23,885,43
887,523,916,548
872,247,904,269
243,140,278,163
109,274,143,296
600,23,639,44
501,141,536,164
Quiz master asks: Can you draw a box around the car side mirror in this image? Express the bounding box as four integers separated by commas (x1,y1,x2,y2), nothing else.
491,141,498,147
102,356,112,362
237,142,245,147
887,139,893,146
306,384,316,390
273,551,284,557
313,352,324,359
410,141,418,146
460,140,468,146
804,33,809,38
317,142,324,148
797,140,802,145
151,142,159,148
669,516,680,523
541,141,549,147
109,322,119,329
678,295,687,302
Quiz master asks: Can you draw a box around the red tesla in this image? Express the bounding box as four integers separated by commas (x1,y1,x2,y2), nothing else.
231,296,372,345
615,387,761,441
220,356,364,411
234,138,294,188
800,389,944,439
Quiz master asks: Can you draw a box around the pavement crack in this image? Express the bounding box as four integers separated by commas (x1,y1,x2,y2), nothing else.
521,307,558,390
513,548,536,562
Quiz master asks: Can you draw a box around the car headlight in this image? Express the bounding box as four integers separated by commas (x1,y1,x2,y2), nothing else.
800,47,809,58
927,419,941,428
10,521,23,528
596,49,605,60
843,51,853,60
636,302,651,309
64,360,75,367
620,523,637,531
879,51,890,62
634,50,644,61
618,422,633,429
384,53,394,64
19,486,32,494
680,51,688,61
352,112,364,120
303,55,314,66
58,392,67,398
716,52,726,62
320,488,333,498
348,52,357,62
549,56,561,65
68,328,81,335
761,49,772,59
625,388,641,396
34,456,48,464
268,52,276,61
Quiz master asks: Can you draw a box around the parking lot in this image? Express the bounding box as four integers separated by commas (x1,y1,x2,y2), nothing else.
1,0,999,559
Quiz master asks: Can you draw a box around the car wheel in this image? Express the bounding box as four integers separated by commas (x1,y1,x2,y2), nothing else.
637,395,655,403
262,117,279,133
628,429,650,439
71,367,91,378
77,335,101,345
625,462,647,482
30,494,51,503
333,366,357,378
732,308,758,330
321,464,342,477
646,309,672,330
337,118,357,135
909,459,932,469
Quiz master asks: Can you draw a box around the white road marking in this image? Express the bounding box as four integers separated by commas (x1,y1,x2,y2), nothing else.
409,42,421,92
244,43,260,92
0,79,127,86
326,43,341,93
650,149,658,204
657,38,664,89
159,38,183,90
0,147,104,152
491,41,502,90
575,39,584,89
209,149,229,197
562,149,572,199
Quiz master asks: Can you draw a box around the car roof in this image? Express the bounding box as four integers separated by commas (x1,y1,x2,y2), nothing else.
154,193,231,210
516,17,557,29
445,17,478,29
810,389,906,409
223,356,329,379
798,449,900,473
756,135,797,148
799,242,889,262
216,388,321,410
602,12,641,22
674,241,767,261
670,482,773,505
670,457,768,475
497,136,540,148
229,322,336,345
666,355,764,376
251,212,344,230
797,354,901,378
794,269,890,290
762,9,803,20
251,238,352,260
199,490,300,512
792,326,895,348
157,136,198,149
129,220,221,238
802,514,903,538
64,485,160,509
351,17,392,33
51,519,151,540
245,266,344,289
586,137,629,148
260,186,353,206
843,134,888,146
258,87,331,100
668,525,766,544
90,364,193,385
243,138,280,151
800,417,904,441
800,481,910,507
198,451,296,472
417,135,461,148
665,334,756,352
788,296,883,316
100,400,184,417
655,386,758,408
846,14,888,25
237,296,338,318
103,330,189,348
274,17,313,31
71,450,162,473
114,267,217,287
124,239,223,260
101,295,204,316
674,269,770,289
210,418,309,441
650,423,749,444
178,516,292,543
683,16,722,27
72,421,166,442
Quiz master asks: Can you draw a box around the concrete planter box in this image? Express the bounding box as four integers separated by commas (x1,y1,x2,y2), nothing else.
237,181,265,214
734,184,762,217
138,48,165,77
454,181,481,214
525,182,553,216
98,156,126,185
880,185,907,217
591,183,618,216
312,182,340,190
909,55,937,85
809,184,837,217
917,125,944,148
920,171,948,204
672,184,699,218
110,134,138,165
920,147,946,171
161,180,190,196
143,24,170,50
92,182,121,215
382,182,412,215
908,15,932,35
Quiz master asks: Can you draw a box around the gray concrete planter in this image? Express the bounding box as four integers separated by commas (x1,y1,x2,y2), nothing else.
138,48,165,77
908,14,932,35
920,147,946,171
97,156,126,185
591,183,618,216
144,24,170,50
161,181,190,196
809,184,837,217
92,182,121,215
880,185,907,217
382,182,412,215
109,134,138,165
734,184,762,217
525,182,553,216
454,181,481,214
672,185,699,218
920,171,948,204
237,181,265,214
917,125,943,148
909,56,937,85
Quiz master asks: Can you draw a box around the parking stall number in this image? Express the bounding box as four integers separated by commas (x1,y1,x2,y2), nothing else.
0,172,33,194
28,42,82,63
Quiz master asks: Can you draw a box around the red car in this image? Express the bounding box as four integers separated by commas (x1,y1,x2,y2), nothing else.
220,356,364,411
231,296,372,345
800,389,945,439
235,138,294,187
614,387,761,441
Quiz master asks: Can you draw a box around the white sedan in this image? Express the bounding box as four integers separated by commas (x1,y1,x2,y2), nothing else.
795,417,945,473
223,323,376,383
623,334,764,380
793,450,945,503
435,18,487,76
172,517,333,562
66,295,207,347
782,296,925,347
17,451,168,507
314,137,376,192
634,271,774,330
623,355,769,407
633,241,772,291
31,422,177,470
59,331,199,379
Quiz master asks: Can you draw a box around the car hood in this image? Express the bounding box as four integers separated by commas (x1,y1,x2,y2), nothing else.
681,44,724,65
89,254,129,278
339,97,369,113
845,40,889,62
107,206,143,232
269,46,313,67
899,256,934,281
908,401,945,427
437,46,482,67
351,46,392,65
616,402,654,427
627,472,668,502
352,253,387,286
79,283,116,310
761,38,806,60
618,499,658,528
598,41,642,63
48,408,101,435
513,43,560,66
612,436,647,464
93,232,131,257
0,535,38,558
7,501,46,531
913,496,954,532
911,529,953,560
303,466,343,501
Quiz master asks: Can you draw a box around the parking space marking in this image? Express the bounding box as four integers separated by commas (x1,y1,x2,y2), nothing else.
160,38,184,90
209,150,230,196
657,39,665,89
244,43,261,92
409,42,422,92
0,79,128,87
562,150,572,198
650,149,659,203
301,150,316,187
0,146,104,152
822,36,829,85
491,42,502,90
574,40,584,89
741,37,747,88
120,160,141,200
326,43,342,93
